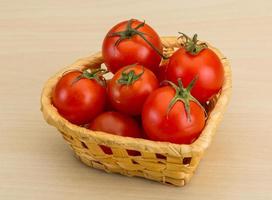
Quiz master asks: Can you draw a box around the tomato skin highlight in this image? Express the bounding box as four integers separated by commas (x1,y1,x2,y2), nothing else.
166,48,224,103
52,71,106,125
108,65,159,116
102,19,163,73
142,86,206,144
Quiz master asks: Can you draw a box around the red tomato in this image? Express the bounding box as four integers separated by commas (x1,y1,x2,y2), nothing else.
108,64,159,115
102,19,163,73
52,70,106,125
166,33,224,103
105,79,115,111
156,60,168,83
89,111,142,155
142,78,206,144
89,111,141,138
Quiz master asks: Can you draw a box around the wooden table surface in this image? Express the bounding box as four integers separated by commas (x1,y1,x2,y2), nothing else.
1,0,272,199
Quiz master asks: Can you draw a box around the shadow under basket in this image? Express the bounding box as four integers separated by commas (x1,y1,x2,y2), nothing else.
40,36,232,186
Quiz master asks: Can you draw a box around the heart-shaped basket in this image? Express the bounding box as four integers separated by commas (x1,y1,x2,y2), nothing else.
41,36,232,186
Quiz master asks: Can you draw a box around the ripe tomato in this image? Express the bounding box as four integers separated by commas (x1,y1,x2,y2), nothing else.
88,111,142,155
108,64,159,115
102,19,163,73
166,33,224,103
89,111,141,137
104,79,115,111
156,60,168,83
142,78,206,144
52,69,107,125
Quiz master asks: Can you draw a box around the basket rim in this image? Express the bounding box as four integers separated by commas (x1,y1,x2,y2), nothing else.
40,36,232,157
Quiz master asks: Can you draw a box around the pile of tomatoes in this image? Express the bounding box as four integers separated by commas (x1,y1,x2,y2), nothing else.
52,19,224,146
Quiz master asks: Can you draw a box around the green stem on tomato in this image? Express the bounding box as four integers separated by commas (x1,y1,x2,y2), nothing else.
71,68,108,86
117,64,144,86
178,32,208,55
108,19,167,59
163,77,206,122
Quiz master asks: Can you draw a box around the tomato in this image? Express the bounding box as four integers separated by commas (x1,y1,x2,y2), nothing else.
102,19,163,73
89,111,141,137
166,33,224,103
156,60,168,84
108,64,159,115
52,69,107,125
104,79,115,111
88,111,142,155
142,78,206,144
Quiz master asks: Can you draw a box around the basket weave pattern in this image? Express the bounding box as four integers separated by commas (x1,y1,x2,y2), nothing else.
41,36,232,186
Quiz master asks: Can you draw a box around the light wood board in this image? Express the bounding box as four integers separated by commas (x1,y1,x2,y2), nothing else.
1,0,272,199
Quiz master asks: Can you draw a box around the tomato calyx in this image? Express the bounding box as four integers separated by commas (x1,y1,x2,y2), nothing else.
72,68,108,86
108,19,167,59
164,77,206,121
178,32,207,56
117,65,144,85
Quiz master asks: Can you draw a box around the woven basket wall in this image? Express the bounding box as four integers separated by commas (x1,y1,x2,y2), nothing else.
40,36,232,186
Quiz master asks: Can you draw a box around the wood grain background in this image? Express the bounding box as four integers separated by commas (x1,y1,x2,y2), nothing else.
1,0,272,199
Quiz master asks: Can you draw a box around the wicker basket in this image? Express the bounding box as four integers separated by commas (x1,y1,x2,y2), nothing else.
41,36,232,186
